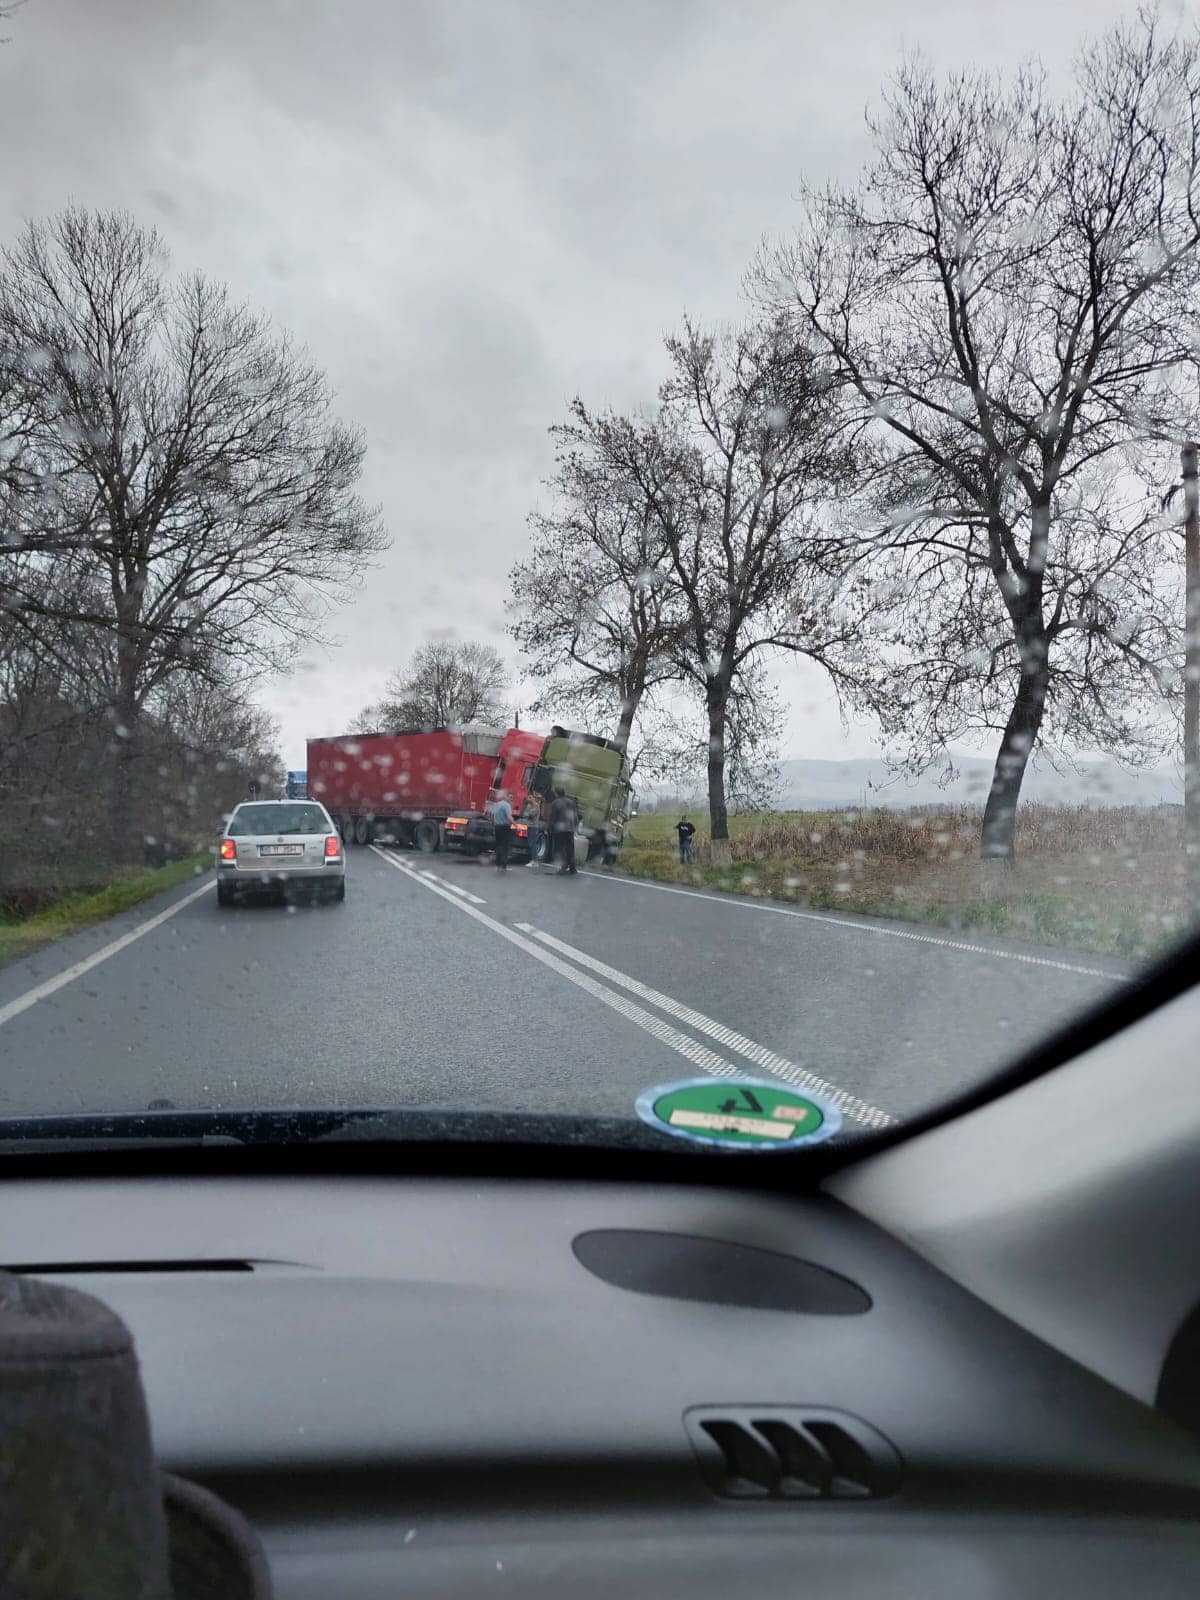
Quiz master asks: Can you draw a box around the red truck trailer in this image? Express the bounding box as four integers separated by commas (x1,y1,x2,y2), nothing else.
308,726,546,852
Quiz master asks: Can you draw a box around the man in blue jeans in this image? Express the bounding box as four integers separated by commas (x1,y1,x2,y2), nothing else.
676,815,696,864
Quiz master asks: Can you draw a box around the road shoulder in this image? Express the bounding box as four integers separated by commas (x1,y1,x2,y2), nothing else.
0,865,215,1009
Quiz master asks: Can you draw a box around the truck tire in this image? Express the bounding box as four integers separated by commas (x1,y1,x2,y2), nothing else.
353,815,372,847
414,818,441,854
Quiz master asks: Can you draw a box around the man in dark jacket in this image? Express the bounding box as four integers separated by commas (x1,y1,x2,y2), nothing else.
491,790,514,870
676,815,696,864
549,788,578,875
520,793,545,868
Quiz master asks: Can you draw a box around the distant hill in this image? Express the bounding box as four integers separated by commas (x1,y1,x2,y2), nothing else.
770,755,1183,811
643,755,1183,811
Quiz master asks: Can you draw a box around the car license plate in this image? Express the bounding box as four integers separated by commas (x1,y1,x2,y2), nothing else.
258,844,303,856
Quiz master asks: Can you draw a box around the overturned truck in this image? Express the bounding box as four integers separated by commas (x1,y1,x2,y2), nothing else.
307,724,632,863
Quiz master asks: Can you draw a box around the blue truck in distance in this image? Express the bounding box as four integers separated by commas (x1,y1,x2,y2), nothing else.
285,771,308,799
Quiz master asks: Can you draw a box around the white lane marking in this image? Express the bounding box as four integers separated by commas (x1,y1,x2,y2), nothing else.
441,880,487,905
580,871,1127,983
372,846,886,1129
369,846,740,1078
515,923,893,1129
0,877,215,1029
415,868,486,905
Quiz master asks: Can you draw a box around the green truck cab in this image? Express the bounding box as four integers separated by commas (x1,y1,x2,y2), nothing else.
526,727,632,863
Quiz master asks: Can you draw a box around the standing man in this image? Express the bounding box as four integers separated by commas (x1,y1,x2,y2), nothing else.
492,790,513,871
676,814,696,864
549,787,578,876
522,793,544,869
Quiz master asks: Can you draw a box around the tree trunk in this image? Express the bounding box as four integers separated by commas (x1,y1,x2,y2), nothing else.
706,684,731,867
980,646,1048,878
613,688,641,753
1183,444,1200,926
109,633,142,865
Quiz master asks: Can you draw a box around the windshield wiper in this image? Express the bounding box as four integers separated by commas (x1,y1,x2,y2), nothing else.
0,1106,681,1153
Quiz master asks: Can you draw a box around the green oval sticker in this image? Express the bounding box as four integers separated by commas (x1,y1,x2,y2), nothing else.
636,1076,841,1151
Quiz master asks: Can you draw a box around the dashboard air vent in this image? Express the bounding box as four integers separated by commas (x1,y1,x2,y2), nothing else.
685,1406,901,1500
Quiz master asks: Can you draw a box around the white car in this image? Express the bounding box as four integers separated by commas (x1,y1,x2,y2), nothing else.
216,800,345,906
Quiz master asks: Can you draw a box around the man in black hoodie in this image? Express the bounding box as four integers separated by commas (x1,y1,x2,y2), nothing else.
549,788,579,875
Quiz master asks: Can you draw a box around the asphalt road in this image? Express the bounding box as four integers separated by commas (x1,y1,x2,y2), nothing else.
0,844,1133,1128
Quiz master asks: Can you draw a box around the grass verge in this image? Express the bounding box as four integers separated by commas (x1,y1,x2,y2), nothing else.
609,813,1189,962
0,855,211,970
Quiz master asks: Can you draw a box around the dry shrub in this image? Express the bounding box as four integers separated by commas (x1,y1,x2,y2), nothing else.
705,803,1182,867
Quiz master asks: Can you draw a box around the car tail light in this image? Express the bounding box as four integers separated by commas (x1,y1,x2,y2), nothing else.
324,835,341,857
220,838,236,861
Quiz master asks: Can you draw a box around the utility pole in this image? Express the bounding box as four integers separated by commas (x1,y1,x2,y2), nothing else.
1183,443,1200,925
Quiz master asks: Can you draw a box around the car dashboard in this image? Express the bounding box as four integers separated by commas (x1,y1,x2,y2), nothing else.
3,1173,1199,1598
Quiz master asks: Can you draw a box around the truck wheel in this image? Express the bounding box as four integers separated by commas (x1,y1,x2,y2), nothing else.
353,815,372,847
414,818,441,853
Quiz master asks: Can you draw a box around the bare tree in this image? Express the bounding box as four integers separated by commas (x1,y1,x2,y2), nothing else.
146,671,283,844
865,460,1182,801
351,640,508,731
629,665,782,814
762,12,1200,868
510,423,685,750
0,207,385,853
568,318,877,863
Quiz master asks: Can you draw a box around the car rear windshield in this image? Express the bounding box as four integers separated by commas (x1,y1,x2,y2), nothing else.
228,805,329,836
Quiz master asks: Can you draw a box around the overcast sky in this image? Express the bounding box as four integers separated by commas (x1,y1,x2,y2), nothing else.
0,0,1162,767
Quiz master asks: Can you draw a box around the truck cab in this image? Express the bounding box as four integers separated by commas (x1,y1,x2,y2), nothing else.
442,728,546,856
512,728,632,864
442,727,631,863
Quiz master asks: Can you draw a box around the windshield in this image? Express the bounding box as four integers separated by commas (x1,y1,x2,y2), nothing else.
1,1,1198,1159
228,805,331,837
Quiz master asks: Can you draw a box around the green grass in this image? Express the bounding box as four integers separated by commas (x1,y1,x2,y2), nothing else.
629,811,837,847
0,854,211,969
615,811,1186,961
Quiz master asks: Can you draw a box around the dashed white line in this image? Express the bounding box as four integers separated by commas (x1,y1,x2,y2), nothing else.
369,846,741,1078
417,869,486,905
371,846,887,1128
580,871,1127,983
515,923,893,1129
0,877,215,1029
442,881,487,905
